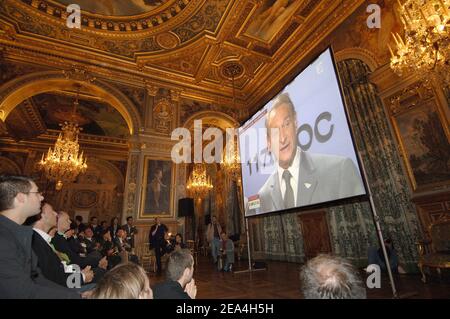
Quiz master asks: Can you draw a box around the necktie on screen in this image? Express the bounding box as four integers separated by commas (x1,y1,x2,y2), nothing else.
282,170,295,209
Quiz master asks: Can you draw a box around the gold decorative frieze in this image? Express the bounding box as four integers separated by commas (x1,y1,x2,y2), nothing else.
153,97,172,134
62,67,96,82
17,0,197,34
0,0,366,121
388,82,435,115
170,89,181,102
145,82,159,96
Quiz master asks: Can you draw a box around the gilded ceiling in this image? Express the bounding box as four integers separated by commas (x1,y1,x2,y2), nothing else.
55,0,169,16
0,0,365,114
5,92,129,140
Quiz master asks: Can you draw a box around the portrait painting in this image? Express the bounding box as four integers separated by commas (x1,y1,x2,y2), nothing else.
393,101,450,191
140,157,174,218
245,0,301,42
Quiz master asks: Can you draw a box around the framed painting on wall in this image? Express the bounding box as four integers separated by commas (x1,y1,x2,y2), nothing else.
391,99,450,192
139,157,175,218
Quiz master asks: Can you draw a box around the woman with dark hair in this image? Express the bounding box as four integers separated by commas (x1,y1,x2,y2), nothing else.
108,217,120,240
173,233,186,251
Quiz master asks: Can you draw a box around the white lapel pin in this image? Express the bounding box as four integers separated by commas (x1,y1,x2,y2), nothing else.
304,183,311,189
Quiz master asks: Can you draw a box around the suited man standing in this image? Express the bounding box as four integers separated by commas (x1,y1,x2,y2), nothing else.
257,93,365,213
149,217,168,274
122,216,138,250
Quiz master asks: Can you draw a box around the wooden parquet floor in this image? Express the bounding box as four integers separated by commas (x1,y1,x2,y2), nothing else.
148,255,450,299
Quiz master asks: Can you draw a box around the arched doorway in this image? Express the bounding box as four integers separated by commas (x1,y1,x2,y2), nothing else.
0,71,141,133
0,71,139,225
183,111,242,247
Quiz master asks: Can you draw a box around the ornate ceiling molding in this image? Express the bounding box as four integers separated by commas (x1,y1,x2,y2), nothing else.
0,0,229,58
16,0,200,35
0,0,365,116
0,70,142,133
183,110,238,129
334,47,381,72
244,0,366,112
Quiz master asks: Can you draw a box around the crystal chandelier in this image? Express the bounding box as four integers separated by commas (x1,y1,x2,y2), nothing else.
389,0,450,85
186,163,213,198
220,64,242,181
39,87,87,190
221,138,242,181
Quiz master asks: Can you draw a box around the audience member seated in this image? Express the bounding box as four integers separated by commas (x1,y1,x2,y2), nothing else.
114,228,139,264
367,238,406,274
173,233,187,251
100,230,121,269
70,224,87,256
153,249,197,299
83,227,99,254
109,217,121,240
89,216,103,241
165,233,186,254
219,231,234,272
48,226,57,237
51,211,108,280
25,202,95,291
0,175,79,298
300,254,366,299
122,216,138,250
74,215,86,233
90,263,152,299
100,220,108,233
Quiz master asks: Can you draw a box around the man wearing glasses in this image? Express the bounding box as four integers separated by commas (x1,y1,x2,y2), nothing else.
0,175,79,298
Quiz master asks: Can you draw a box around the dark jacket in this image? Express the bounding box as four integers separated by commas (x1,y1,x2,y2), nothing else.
51,233,100,268
149,223,168,248
90,225,103,241
31,230,74,287
113,237,132,253
108,225,120,239
153,280,191,299
0,215,79,299
121,224,138,248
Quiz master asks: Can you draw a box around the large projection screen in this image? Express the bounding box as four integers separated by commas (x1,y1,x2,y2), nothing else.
239,47,367,217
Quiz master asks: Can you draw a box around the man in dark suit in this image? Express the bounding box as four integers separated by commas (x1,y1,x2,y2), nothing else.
82,226,99,254
114,228,139,264
122,216,138,249
153,249,197,299
0,175,79,298
88,216,103,241
25,202,94,289
149,217,168,274
255,93,365,214
52,211,108,275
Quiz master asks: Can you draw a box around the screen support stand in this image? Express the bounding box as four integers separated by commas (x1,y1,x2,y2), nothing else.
234,218,266,274
358,152,401,299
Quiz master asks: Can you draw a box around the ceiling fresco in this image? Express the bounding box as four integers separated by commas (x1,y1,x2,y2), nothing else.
0,0,365,113
5,92,130,139
245,0,302,42
55,0,169,16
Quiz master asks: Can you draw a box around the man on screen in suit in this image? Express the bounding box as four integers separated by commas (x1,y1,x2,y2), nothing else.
149,217,168,275
257,93,365,213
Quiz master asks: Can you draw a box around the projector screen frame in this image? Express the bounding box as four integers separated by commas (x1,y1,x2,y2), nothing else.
238,46,370,218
